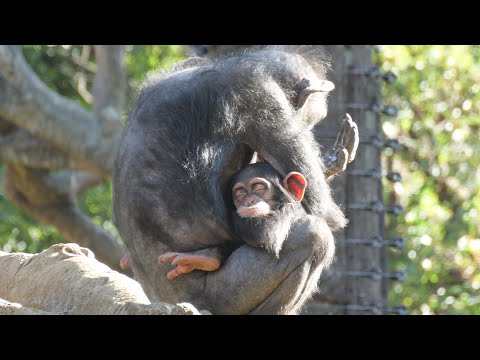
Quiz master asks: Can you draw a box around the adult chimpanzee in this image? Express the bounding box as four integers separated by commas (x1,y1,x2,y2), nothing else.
113,46,349,314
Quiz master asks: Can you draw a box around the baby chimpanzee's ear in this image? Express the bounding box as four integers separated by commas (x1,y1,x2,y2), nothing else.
283,172,307,202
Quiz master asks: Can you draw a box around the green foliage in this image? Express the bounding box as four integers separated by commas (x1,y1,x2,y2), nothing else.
125,45,185,83
0,168,63,253
377,46,480,314
0,45,186,255
77,180,121,244
124,45,185,109
23,45,95,109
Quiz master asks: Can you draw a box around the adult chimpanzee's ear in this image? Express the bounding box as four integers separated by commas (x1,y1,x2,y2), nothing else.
297,79,335,108
283,172,307,202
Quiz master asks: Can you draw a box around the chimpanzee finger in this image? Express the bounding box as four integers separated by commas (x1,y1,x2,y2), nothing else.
325,147,349,180
341,114,355,144
345,118,359,163
171,255,192,266
334,113,352,152
158,252,179,264
166,265,195,280
337,147,349,171
332,121,345,150
338,118,348,145
331,147,348,176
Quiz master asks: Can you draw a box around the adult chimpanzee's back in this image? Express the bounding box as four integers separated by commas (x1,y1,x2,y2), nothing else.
113,46,347,314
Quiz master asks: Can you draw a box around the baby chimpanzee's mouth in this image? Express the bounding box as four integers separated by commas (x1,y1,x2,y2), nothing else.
237,202,271,218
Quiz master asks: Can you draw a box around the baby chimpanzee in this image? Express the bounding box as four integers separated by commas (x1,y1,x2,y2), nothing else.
230,162,308,256
157,162,334,282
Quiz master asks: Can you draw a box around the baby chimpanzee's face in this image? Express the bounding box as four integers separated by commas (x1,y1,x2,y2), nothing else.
231,163,307,218
232,175,275,218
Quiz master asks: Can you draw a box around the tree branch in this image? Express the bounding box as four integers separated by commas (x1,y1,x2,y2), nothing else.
49,170,104,197
0,45,131,275
93,45,126,117
0,244,203,315
3,165,124,270
0,115,15,134
53,45,96,73
0,298,51,315
0,45,120,177
0,127,77,169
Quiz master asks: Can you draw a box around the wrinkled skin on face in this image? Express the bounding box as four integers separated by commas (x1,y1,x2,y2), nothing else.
233,176,275,218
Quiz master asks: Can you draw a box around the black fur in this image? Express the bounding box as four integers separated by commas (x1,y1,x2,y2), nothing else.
112,46,345,313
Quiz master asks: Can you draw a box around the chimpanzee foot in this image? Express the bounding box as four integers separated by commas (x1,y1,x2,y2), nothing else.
324,113,359,180
158,252,221,280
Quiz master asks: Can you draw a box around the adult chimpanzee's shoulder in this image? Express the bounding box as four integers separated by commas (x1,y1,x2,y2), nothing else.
128,64,221,126
130,56,213,110
140,56,212,90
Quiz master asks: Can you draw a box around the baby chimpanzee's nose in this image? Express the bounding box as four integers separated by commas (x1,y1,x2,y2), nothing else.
244,196,256,207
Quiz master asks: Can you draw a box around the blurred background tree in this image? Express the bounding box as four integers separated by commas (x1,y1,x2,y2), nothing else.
0,45,478,314
377,45,480,314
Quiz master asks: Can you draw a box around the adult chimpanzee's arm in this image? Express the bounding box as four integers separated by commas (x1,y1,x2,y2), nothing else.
252,128,346,231
202,216,334,315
